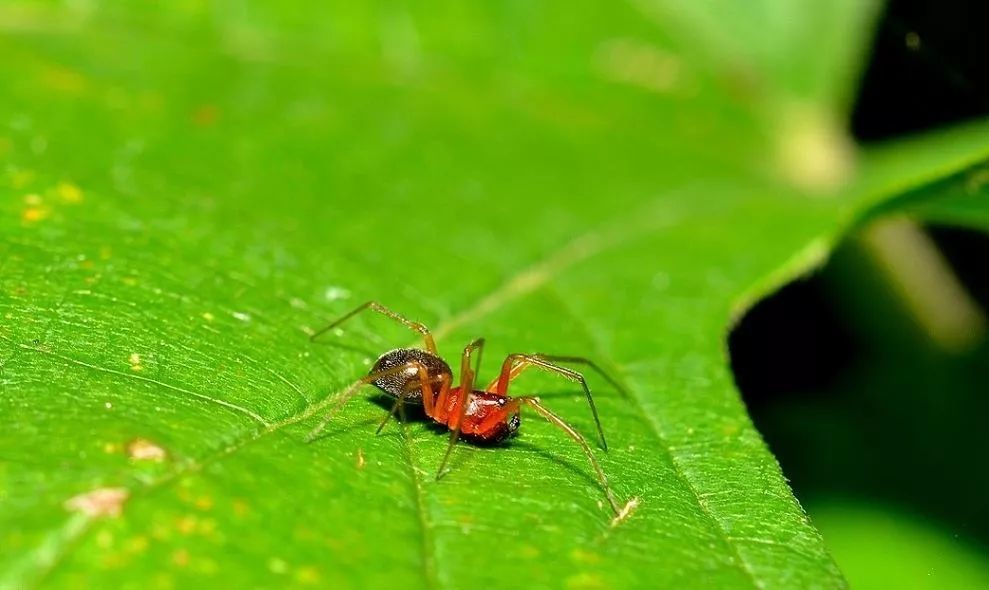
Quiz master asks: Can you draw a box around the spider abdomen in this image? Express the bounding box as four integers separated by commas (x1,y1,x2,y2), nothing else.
370,347,452,403
439,387,521,443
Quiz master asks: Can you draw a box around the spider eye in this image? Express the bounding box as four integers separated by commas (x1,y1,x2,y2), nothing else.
497,397,506,406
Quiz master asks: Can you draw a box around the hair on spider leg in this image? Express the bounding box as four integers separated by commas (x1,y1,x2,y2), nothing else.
305,300,626,516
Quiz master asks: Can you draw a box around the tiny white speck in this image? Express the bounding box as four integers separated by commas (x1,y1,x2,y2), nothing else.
324,286,351,301
232,311,251,322
104,402,113,409
362,358,372,366
289,297,307,309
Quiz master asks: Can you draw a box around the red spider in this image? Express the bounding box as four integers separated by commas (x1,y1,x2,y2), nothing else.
306,301,623,515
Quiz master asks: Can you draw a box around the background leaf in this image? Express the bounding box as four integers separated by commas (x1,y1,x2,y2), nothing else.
1,2,987,588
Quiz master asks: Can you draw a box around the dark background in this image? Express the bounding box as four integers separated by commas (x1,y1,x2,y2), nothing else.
729,0,989,570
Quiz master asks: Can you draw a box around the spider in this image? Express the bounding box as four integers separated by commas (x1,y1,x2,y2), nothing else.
305,301,623,515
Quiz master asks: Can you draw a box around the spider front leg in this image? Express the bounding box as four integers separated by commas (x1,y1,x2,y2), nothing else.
309,300,437,354
487,353,612,450
435,337,485,480
376,371,450,435
306,360,437,441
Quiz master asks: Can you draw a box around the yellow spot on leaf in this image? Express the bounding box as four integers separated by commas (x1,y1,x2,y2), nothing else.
596,38,683,95
128,353,143,372
10,169,36,188
232,499,250,518
570,548,601,564
294,566,321,584
202,312,215,322
126,535,149,553
55,181,83,203
172,548,190,567
176,515,198,535
42,66,88,94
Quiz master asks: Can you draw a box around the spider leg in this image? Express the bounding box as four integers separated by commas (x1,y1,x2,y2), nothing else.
306,360,431,442
517,396,621,515
488,353,609,451
377,370,451,435
435,337,485,480
309,301,437,353
526,355,627,397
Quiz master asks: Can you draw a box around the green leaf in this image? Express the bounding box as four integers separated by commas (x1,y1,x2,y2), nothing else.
1,2,987,589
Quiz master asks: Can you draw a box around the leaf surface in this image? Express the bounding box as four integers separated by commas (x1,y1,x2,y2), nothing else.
1,2,987,589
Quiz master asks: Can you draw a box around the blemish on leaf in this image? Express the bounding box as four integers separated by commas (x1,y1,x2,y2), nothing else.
356,448,366,470
64,487,129,518
610,496,641,527
570,548,601,564
128,353,143,372
202,311,215,322
42,65,88,94
126,535,149,553
96,529,115,549
21,194,49,222
595,38,683,95
268,557,288,574
176,515,198,535
294,565,321,584
232,499,250,518
10,168,36,188
323,286,351,301
192,104,220,127
127,438,166,461
566,572,606,590
519,545,540,559
55,181,83,203
104,402,113,410
231,311,251,322
102,441,122,454
290,297,307,309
